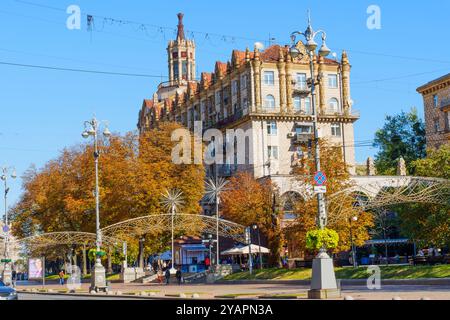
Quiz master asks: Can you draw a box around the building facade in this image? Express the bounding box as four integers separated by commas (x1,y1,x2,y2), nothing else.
137,13,359,201
417,73,450,149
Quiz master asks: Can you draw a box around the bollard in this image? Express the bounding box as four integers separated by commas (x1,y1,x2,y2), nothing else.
392,296,402,300
344,296,354,300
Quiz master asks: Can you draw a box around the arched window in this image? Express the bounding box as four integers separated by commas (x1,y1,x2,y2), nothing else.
264,95,276,109
328,98,340,113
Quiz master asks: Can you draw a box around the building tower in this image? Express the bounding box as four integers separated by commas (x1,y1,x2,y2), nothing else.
167,13,196,85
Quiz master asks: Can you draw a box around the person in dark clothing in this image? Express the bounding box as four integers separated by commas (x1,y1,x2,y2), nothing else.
164,268,171,285
175,268,182,285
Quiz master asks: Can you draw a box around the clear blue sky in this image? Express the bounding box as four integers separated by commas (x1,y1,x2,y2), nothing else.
1,0,449,208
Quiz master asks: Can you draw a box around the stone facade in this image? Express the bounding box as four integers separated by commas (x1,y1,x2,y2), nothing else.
417,73,450,150
137,13,360,195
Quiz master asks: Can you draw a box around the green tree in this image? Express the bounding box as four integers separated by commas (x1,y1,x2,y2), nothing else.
373,108,426,175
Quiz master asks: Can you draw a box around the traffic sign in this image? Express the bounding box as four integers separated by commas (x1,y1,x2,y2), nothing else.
313,171,327,186
2,225,9,233
314,186,327,194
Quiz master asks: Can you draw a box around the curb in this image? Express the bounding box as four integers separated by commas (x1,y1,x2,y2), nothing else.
217,278,450,286
17,290,190,300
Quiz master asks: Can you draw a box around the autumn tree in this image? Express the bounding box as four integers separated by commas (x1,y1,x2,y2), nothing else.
11,122,205,266
288,141,373,256
220,172,283,267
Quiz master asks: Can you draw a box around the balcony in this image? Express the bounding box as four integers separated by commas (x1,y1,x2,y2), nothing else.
440,98,450,111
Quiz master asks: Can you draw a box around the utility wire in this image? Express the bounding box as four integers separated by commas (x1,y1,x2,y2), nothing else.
0,60,168,78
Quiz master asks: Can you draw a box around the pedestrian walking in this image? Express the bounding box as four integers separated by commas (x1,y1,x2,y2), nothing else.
11,270,17,288
176,267,182,285
164,268,170,285
58,270,65,285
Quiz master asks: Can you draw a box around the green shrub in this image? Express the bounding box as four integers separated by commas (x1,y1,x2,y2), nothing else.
306,228,339,250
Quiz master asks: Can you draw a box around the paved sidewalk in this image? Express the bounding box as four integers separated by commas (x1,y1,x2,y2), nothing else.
16,282,450,300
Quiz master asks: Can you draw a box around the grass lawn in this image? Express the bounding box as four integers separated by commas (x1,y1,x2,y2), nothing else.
45,273,119,281
223,265,450,281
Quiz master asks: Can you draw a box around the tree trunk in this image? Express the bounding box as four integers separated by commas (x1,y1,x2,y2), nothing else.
82,245,87,276
107,248,113,274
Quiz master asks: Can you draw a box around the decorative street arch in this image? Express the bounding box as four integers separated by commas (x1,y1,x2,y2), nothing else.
327,176,450,225
11,232,121,251
101,214,246,243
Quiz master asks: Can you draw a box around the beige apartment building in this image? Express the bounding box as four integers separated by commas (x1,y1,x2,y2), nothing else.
137,13,359,201
417,73,450,149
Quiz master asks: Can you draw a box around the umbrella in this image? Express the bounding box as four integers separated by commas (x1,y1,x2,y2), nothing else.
221,244,270,255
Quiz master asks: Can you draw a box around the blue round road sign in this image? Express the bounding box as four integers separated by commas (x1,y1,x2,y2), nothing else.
2,225,9,233
313,171,327,186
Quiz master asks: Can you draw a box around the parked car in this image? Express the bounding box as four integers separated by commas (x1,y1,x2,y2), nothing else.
0,280,18,300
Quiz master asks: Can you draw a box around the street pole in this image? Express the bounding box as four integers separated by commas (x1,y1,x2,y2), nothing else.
257,229,262,270
171,203,176,274
82,117,111,292
216,196,220,267
1,166,16,286
349,217,357,268
290,12,340,299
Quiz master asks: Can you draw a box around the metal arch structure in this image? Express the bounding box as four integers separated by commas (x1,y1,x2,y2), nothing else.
101,214,246,243
11,232,122,251
327,176,450,225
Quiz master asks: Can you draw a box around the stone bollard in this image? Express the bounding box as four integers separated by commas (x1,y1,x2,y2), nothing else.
179,293,187,298
192,293,200,299
392,296,402,300
344,296,354,300
115,290,122,295
140,291,148,296
149,292,156,296
47,289,54,293
90,290,96,294
420,297,431,300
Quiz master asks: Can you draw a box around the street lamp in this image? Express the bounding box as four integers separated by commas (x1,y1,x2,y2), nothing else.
290,12,340,299
82,116,111,292
349,216,358,268
161,189,184,275
1,166,16,286
252,224,263,270
245,227,253,275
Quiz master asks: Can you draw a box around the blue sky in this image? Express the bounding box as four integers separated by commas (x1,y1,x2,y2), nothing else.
0,0,449,208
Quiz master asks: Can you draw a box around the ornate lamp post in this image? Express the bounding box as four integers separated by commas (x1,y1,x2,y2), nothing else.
161,189,184,274
205,177,228,268
82,117,111,292
1,166,16,286
252,224,263,270
349,216,358,268
290,13,340,299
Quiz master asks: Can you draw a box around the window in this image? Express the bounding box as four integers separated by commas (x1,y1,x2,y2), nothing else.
173,63,179,79
304,97,311,114
215,91,221,104
328,74,338,88
331,124,341,137
182,61,188,79
241,74,248,89
296,73,307,89
293,96,301,112
264,95,276,109
267,121,277,135
242,97,248,109
263,71,275,85
232,80,238,96
268,146,279,160
328,98,340,113
433,95,439,107
434,119,440,133
296,125,312,134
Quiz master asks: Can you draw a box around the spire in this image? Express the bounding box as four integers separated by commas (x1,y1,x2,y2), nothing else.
176,13,185,40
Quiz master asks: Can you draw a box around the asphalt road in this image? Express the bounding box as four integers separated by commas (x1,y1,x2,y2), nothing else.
18,293,145,300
